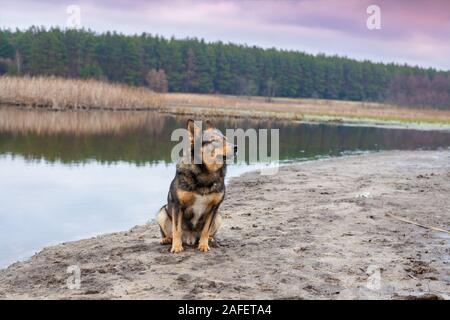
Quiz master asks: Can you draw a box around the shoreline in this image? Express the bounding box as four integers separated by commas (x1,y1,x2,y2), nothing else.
2,103,450,133
162,105,450,132
0,150,449,299
162,93,450,131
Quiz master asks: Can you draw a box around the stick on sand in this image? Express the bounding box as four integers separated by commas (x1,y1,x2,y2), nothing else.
386,213,450,234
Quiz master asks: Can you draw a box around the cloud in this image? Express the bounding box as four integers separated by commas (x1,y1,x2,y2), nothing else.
0,0,449,70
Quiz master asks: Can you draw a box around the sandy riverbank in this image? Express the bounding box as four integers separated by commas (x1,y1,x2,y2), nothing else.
0,150,449,299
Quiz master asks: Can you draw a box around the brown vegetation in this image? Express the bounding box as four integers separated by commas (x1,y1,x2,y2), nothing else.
0,107,166,135
146,69,168,93
387,74,450,109
164,93,450,124
0,76,165,110
2,76,450,126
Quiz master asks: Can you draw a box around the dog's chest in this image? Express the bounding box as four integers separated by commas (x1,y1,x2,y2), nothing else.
190,193,223,226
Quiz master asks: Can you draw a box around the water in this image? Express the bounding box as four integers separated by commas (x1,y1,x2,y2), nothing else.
1,108,450,268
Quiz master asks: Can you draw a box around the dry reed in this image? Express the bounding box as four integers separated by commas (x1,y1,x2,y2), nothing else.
1,76,450,125
0,75,165,110
163,93,450,124
0,107,166,135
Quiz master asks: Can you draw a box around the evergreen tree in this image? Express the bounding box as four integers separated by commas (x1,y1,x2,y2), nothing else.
0,32,14,58
1,27,449,109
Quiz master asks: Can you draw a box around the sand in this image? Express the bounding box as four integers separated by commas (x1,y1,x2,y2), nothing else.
0,150,449,299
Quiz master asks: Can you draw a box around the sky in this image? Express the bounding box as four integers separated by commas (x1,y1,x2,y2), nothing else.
1,0,449,70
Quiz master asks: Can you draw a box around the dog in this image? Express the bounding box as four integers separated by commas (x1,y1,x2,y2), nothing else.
156,119,237,253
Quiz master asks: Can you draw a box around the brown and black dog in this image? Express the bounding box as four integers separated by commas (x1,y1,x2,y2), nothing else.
156,119,237,253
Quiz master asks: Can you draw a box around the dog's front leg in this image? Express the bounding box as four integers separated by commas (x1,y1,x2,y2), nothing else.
198,206,217,252
170,207,184,253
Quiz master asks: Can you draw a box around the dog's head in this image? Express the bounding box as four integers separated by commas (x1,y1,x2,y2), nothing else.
187,119,237,171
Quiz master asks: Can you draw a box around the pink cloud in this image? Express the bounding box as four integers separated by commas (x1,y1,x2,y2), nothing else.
0,0,449,70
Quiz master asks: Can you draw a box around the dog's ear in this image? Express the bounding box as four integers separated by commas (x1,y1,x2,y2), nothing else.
187,119,201,143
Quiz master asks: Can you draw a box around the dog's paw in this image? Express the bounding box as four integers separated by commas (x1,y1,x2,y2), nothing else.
160,237,172,245
198,241,210,252
170,243,184,253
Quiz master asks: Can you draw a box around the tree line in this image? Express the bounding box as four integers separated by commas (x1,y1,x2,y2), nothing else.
0,27,449,109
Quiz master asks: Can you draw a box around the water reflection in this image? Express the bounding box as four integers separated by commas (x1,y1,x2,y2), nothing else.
2,108,450,164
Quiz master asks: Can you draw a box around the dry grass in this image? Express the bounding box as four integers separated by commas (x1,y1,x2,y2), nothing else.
0,76,165,110
0,107,166,135
163,93,450,124
1,76,450,126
